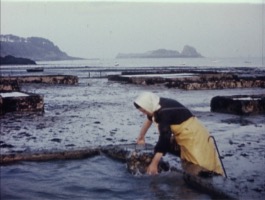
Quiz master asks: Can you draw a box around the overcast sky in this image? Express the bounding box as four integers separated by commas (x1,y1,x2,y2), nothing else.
1,0,264,59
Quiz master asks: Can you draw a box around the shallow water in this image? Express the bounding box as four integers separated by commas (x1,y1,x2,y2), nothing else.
1,59,265,199
0,155,212,200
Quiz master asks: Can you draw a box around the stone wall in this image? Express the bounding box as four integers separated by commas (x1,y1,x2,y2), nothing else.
0,92,44,114
1,75,78,85
211,95,265,115
108,73,265,90
0,75,78,115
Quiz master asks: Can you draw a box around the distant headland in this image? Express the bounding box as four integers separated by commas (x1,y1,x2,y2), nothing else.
116,45,203,59
0,34,81,62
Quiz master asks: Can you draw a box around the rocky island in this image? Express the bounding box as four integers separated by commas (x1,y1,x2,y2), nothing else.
116,45,202,59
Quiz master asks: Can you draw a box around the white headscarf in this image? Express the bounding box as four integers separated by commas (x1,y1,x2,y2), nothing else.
134,92,161,114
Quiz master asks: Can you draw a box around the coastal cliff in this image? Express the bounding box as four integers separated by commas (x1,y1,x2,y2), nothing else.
0,34,80,61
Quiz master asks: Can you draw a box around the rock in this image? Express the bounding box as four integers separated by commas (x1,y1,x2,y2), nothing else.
51,138,62,143
180,45,202,57
0,143,14,148
126,151,169,175
116,46,202,59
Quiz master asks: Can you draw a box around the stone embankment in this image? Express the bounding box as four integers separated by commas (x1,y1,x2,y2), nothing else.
108,68,265,115
0,75,78,115
108,69,265,90
0,144,165,174
1,75,78,85
166,74,264,90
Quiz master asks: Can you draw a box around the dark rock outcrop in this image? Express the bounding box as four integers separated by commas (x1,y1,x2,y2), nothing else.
0,55,36,65
181,45,202,57
0,34,80,61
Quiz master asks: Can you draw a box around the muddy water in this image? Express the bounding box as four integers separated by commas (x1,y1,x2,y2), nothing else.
1,156,212,200
1,66,265,199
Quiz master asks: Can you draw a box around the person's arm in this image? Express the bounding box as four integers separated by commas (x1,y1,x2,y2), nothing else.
147,152,163,175
146,123,171,175
136,119,152,144
154,123,172,154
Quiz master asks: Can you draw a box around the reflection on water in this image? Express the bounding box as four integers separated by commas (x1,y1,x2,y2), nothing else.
1,155,211,200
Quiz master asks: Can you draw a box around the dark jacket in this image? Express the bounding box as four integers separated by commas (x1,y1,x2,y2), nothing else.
147,98,193,155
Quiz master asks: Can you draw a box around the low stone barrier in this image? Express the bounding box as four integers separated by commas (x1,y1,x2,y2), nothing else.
108,73,265,90
0,91,44,114
0,75,78,115
0,148,100,164
0,75,78,85
211,94,265,115
0,144,168,175
166,78,265,90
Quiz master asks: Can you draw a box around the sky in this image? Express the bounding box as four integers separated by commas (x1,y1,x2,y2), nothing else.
1,0,264,59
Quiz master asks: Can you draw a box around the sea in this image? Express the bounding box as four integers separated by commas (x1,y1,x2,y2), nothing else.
1,56,264,77
36,56,264,69
0,57,264,200
1,156,211,200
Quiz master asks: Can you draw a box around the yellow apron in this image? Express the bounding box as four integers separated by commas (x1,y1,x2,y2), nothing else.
170,117,224,176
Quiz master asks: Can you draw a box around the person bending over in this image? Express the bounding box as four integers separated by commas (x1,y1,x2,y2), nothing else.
134,92,224,176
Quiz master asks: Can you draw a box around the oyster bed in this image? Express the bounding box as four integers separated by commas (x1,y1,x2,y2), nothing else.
0,66,265,199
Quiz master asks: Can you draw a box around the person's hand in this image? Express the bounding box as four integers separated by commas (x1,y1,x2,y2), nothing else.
136,137,145,145
146,152,163,175
146,162,158,175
